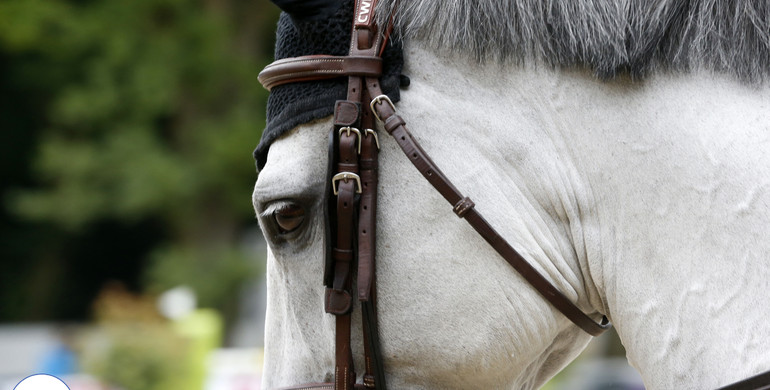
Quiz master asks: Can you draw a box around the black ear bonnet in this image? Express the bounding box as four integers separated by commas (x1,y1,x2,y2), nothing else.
271,0,343,21
253,0,404,170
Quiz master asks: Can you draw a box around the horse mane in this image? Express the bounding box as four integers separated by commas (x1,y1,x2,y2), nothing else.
375,0,770,82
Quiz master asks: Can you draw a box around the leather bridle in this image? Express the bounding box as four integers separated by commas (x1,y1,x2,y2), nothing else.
259,1,607,389
257,1,770,389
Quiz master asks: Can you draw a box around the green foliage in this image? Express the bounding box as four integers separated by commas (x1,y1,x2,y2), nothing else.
90,324,189,390
3,0,263,228
83,285,190,390
0,0,279,319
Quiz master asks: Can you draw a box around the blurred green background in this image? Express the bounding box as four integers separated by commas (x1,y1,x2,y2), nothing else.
0,0,278,388
0,0,276,323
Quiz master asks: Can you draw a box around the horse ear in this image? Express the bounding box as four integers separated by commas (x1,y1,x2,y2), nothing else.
271,0,344,21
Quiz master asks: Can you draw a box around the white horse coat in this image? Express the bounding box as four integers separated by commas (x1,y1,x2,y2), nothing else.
253,3,770,388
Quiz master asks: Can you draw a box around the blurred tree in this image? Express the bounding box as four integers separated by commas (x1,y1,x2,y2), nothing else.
84,283,190,390
0,0,279,322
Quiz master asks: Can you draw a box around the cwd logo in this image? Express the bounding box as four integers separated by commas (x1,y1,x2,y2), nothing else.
14,374,70,390
356,0,373,24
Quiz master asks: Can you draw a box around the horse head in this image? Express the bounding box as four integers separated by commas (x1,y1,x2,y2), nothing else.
253,1,770,388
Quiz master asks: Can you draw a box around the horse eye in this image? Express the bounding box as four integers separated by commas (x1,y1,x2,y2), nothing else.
273,203,305,234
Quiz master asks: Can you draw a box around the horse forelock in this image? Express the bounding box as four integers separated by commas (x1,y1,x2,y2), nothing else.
376,0,770,82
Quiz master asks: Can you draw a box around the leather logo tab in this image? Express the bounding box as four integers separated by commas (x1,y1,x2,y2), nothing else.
355,0,375,26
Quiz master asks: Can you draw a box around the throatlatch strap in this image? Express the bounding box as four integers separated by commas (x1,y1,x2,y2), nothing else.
366,81,611,337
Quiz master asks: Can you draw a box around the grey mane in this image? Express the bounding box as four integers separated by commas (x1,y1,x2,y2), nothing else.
375,0,770,82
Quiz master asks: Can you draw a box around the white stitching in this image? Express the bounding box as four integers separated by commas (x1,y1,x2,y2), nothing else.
270,57,345,66
262,70,344,85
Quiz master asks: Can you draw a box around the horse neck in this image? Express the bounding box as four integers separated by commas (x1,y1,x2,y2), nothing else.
400,41,770,387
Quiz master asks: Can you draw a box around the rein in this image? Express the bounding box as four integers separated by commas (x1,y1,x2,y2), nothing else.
259,0,609,389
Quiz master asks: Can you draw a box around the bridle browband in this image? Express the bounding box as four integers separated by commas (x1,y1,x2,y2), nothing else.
258,1,610,389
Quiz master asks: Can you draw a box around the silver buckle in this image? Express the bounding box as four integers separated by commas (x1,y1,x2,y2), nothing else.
370,94,395,123
339,127,362,154
364,128,380,150
332,172,362,195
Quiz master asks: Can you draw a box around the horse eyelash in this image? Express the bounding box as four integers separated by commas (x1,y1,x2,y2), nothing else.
260,200,296,219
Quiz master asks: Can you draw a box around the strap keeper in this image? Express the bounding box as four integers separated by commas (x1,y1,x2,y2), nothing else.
383,115,406,134
453,197,475,218
325,288,353,315
333,248,354,262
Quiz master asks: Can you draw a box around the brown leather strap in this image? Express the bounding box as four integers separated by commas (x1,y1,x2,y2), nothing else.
275,383,385,390
335,312,355,390
366,81,611,336
325,131,358,315
259,55,383,91
358,87,386,389
276,383,335,390
717,369,770,390
326,114,361,390
357,89,378,302
325,3,387,389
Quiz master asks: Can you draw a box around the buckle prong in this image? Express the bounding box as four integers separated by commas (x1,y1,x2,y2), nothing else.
364,129,380,150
